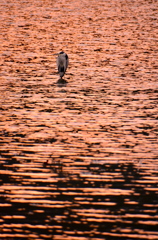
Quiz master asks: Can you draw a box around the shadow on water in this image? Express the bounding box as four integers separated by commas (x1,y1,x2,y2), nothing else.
1,160,157,239
56,78,68,87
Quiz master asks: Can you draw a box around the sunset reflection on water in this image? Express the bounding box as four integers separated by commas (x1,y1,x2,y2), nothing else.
0,0,158,239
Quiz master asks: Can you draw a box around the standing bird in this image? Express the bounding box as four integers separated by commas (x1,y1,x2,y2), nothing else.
56,51,69,79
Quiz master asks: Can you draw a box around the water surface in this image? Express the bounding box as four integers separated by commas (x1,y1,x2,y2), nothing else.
0,0,158,239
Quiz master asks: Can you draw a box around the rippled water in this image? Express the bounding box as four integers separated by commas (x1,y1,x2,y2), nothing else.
0,0,158,239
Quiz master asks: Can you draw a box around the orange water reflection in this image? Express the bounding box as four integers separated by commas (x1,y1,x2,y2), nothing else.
0,0,158,239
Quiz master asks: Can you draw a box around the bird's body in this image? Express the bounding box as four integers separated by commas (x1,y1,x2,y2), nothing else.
57,52,69,79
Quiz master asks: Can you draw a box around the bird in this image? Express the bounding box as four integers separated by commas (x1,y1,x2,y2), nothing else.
56,51,69,79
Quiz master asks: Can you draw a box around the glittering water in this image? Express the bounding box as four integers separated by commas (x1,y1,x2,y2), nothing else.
0,0,158,239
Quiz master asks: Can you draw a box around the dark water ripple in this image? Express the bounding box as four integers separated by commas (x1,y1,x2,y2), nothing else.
0,0,158,239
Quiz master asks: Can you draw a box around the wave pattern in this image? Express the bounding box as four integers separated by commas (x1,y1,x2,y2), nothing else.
0,0,158,239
